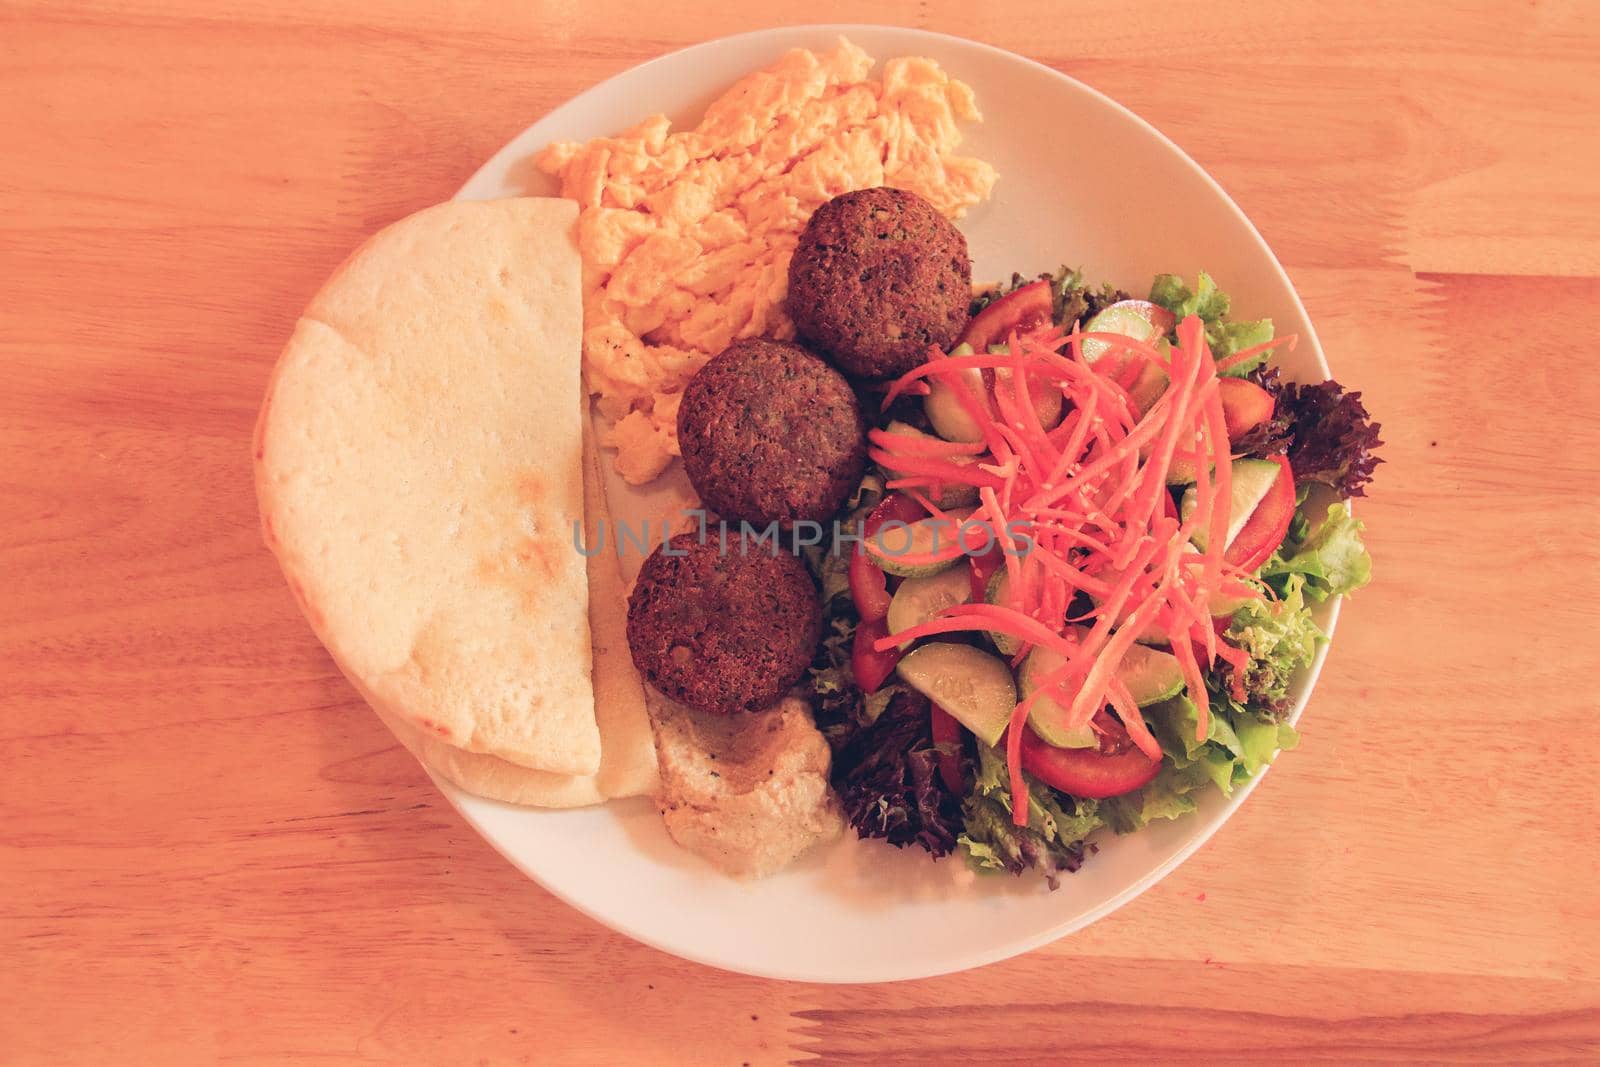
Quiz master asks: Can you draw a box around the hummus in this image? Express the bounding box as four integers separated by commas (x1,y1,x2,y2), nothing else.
648,693,843,878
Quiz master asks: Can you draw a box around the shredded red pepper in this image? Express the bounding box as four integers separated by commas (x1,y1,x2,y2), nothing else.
870,315,1260,825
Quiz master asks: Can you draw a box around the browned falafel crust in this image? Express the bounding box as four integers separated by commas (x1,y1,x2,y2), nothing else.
785,187,971,380
626,533,822,716
677,338,866,525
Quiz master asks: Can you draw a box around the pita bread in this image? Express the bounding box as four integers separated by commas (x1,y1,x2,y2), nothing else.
375,421,659,805
256,198,600,776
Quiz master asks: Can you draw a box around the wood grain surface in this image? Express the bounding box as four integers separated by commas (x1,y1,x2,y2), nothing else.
5,1,1600,1063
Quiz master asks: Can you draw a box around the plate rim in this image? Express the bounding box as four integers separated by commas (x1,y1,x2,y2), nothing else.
443,22,1343,983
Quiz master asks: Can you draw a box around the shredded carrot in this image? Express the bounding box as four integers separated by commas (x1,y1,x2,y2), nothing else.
905,492,957,527
868,427,989,456
868,449,1003,487
1065,581,1168,729
1214,332,1297,374
1006,720,1028,825
1212,638,1251,701
865,315,1271,809
1107,678,1163,762
1169,629,1211,742
885,476,963,495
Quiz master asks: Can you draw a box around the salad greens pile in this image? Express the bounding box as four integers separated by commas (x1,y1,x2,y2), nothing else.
1235,367,1384,499
808,268,1379,887
961,743,1098,888
1149,271,1276,375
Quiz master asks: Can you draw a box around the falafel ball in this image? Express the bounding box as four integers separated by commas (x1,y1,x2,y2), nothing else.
785,187,971,380
627,533,822,716
677,338,866,525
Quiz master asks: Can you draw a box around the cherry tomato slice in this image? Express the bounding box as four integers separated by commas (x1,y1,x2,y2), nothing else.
961,280,1055,352
851,615,902,694
848,492,928,621
849,547,892,622
968,544,1005,604
1217,377,1276,441
870,490,929,532
929,702,967,794
1016,712,1161,799
1225,455,1295,572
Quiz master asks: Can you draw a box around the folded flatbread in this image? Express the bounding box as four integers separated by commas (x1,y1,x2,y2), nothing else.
256,198,601,777
375,421,658,804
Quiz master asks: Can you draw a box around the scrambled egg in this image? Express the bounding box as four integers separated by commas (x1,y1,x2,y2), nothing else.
538,38,998,484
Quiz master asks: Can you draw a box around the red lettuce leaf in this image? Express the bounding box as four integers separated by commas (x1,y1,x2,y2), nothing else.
1236,367,1382,498
828,689,966,856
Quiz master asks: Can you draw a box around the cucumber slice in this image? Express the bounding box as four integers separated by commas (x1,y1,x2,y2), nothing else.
1080,300,1173,368
1118,644,1186,705
924,343,982,443
1177,544,1257,618
1022,640,1186,748
1165,455,1199,486
1180,457,1282,552
1210,591,1256,619
878,421,980,508
985,364,1065,430
895,643,1018,747
1019,645,1096,748
1126,356,1170,417
1139,421,1203,486
864,512,971,577
923,366,987,443
1088,592,1172,646
886,565,972,651
924,346,1064,441
983,568,1022,655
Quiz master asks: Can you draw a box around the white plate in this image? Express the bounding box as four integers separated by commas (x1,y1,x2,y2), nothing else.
450,24,1338,982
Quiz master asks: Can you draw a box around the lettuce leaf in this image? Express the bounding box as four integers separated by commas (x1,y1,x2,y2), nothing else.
971,264,1130,329
1231,369,1383,500
1101,694,1300,832
959,743,1099,889
1150,271,1231,322
1149,271,1274,375
1261,502,1373,602
809,470,890,747
1100,760,1209,833
829,689,965,856
809,613,860,750
1224,574,1325,716
1276,380,1383,498
810,608,962,855
1103,698,1213,831
808,476,968,858
1232,707,1300,774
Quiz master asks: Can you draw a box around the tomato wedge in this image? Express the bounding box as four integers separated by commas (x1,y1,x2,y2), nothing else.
929,702,967,794
848,548,893,622
960,279,1054,352
1225,455,1295,572
1217,378,1275,440
968,544,1005,603
852,615,902,693
849,492,927,621
1015,711,1161,799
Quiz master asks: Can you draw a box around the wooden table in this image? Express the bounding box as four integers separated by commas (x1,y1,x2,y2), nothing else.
6,2,1599,1062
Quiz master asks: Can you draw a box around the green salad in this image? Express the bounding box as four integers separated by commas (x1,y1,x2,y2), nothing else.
807,268,1381,887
